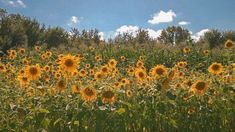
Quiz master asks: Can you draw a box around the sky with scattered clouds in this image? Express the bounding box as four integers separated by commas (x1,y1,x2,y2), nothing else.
1,0,235,40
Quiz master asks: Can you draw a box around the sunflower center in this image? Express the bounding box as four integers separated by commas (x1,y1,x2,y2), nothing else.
64,59,74,67
22,77,28,82
84,88,94,96
138,72,145,78
156,68,164,75
195,82,206,90
29,67,38,75
212,64,219,71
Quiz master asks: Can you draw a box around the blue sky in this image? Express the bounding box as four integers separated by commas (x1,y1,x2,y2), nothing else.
1,0,235,40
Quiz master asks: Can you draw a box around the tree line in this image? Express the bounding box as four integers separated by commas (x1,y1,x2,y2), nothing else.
0,8,235,52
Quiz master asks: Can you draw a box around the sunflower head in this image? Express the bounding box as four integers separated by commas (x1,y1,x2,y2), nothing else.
108,59,117,68
208,62,224,75
17,75,30,87
203,50,210,56
183,47,190,54
224,40,234,49
135,68,147,81
59,54,78,73
126,90,133,97
72,85,80,94
56,79,67,92
81,87,97,102
191,80,209,95
151,65,168,78
25,64,41,80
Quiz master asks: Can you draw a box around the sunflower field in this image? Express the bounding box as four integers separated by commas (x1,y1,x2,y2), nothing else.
0,40,235,132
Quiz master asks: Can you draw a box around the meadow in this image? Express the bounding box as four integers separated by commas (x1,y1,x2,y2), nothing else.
0,41,234,132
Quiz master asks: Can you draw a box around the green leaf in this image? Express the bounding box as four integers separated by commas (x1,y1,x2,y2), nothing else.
74,120,80,126
116,108,126,115
54,118,63,126
38,108,50,114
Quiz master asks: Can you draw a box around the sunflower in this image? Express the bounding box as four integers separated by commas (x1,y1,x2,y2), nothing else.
102,90,116,104
0,63,6,72
56,79,67,92
108,59,117,68
135,68,147,81
136,60,144,68
72,85,80,94
191,80,209,95
100,65,109,75
224,40,234,49
85,64,91,69
120,78,130,86
120,56,126,62
94,71,103,80
177,61,187,68
80,87,97,102
183,47,190,54
43,65,50,72
34,46,41,52
17,75,30,87
126,90,133,97
45,51,52,57
95,55,102,62
208,62,224,75
150,65,168,78
25,64,41,80
59,54,78,73
78,69,87,77
18,48,26,54
113,82,121,89
203,50,209,56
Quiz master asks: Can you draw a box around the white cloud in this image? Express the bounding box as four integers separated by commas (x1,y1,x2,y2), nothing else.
98,32,104,41
1,0,26,8
16,0,26,8
115,25,162,39
67,16,82,27
178,21,190,26
191,29,210,41
115,25,139,37
146,28,162,39
148,10,176,24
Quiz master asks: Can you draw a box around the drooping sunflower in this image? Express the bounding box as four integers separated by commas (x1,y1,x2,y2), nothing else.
102,90,116,104
224,40,234,49
80,87,97,102
0,63,6,72
25,64,41,80
59,54,78,73
191,80,209,95
150,65,168,78
135,68,147,81
56,79,67,92
208,62,224,75
72,85,80,94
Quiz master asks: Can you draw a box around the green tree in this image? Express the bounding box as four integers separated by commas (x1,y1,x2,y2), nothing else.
203,29,223,49
43,27,68,48
158,26,191,45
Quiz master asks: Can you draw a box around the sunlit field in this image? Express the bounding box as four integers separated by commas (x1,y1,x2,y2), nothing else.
0,41,234,131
